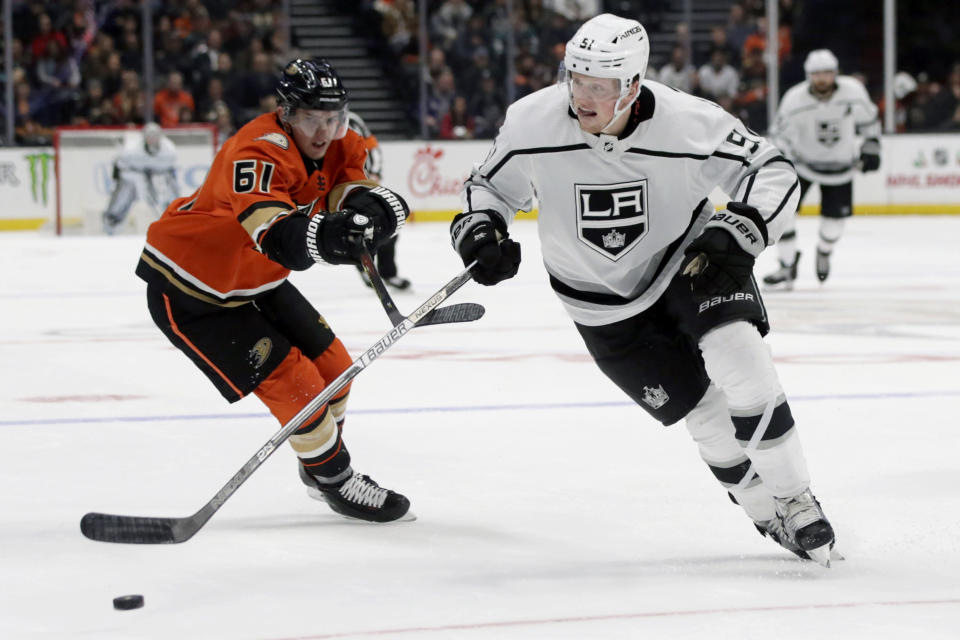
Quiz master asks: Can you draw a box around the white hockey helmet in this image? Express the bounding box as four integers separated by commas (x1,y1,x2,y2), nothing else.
803,49,839,76
894,71,918,99
143,122,162,154
562,13,649,129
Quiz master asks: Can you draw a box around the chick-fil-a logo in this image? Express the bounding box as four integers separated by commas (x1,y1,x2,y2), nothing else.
407,145,468,198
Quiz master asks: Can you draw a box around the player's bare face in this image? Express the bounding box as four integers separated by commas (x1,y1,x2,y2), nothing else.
287,109,345,159
570,73,621,134
809,71,837,97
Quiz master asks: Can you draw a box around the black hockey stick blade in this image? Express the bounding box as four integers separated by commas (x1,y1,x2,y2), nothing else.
81,512,183,544
416,302,485,326
358,245,484,328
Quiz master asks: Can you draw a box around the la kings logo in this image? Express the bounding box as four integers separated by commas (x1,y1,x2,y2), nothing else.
575,179,648,260
816,119,841,147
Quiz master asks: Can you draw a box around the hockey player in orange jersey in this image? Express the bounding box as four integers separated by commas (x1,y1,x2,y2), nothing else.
135,58,412,522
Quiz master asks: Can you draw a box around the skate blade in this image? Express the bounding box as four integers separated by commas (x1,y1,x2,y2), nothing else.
805,543,835,568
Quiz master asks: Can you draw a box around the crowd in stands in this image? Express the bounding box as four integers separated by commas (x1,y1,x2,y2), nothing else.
3,0,959,146
376,0,960,139
6,0,289,145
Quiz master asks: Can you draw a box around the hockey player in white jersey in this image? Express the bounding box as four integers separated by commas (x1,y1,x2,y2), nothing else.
102,122,179,234
450,14,838,566
763,49,881,288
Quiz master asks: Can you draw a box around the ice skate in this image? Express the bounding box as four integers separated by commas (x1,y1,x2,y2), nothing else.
754,517,809,560
299,464,414,523
383,275,411,291
762,251,800,290
815,249,831,283
775,489,835,567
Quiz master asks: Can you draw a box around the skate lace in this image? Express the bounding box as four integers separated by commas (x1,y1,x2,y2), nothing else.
339,473,388,508
777,491,824,535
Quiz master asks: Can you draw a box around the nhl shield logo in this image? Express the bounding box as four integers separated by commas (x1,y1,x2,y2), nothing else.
816,120,841,147
641,384,669,410
575,179,649,260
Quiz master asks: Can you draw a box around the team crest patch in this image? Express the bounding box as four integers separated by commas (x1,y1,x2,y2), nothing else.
641,384,669,410
575,179,649,260
255,132,290,150
816,120,840,147
249,337,273,369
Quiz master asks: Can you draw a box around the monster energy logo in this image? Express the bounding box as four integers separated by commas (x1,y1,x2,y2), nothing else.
24,152,54,205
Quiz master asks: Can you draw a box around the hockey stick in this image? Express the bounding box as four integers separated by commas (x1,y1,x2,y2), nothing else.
80,260,478,545
357,246,484,327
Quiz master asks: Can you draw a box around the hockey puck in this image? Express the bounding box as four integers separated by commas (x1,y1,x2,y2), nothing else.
113,595,144,610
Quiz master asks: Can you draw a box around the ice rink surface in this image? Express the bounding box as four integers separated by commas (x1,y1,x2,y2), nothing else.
1,216,958,639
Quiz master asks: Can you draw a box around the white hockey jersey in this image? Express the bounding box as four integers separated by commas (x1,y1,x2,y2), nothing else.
462,80,800,326
114,131,178,178
769,75,880,185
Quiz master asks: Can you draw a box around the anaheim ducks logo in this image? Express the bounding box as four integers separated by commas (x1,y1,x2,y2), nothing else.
249,337,273,369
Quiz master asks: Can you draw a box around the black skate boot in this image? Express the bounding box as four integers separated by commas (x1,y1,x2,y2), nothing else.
383,275,411,290
763,251,800,290
299,464,414,523
815,249,831,282
775,489,835,567
754,518,810,560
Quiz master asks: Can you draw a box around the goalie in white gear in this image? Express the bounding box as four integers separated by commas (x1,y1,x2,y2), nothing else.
763,49,881,288
102,123,179,234
449,13,837,566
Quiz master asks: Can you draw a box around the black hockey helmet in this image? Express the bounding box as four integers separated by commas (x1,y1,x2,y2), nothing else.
276,57,348,113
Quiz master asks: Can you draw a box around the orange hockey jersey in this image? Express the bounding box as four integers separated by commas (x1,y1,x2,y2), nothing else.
136,112,374,306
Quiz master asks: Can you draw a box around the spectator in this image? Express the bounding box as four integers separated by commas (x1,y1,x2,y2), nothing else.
460,46,498,93
377,0,417,57
928,63,960,129
153,71,195,127
469,70,506,138
734,47,768,131
101,51,125,98
30,13,67,61
114,69,146,124
430,0,473,53
75,78,109,124
119,29,143,73
698,49,740,111
35,39,81,123
725,3,753,57
234,51,276,123
425,66,457,138
699,25,740,68
659,45,698,94
440,95,476,139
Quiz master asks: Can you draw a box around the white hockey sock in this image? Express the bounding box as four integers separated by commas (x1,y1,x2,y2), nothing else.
685,385,776,521
776,215,799,264
817,217,845,255
700,322,811,499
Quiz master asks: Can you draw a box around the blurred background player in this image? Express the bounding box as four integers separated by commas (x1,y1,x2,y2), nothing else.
134,58,412,523
347,109,411,290
764,49,881,289
102,122,178,234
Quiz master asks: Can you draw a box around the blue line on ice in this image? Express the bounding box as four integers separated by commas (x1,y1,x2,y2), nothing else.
3,389,958,427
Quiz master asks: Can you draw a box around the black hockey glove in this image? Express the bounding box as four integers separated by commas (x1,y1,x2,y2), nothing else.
306,209,390,265
682,202,768,299
859,138,881,173
341,185,410,246
450,210,521,286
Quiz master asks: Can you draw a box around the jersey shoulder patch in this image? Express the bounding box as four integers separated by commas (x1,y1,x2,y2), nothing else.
254,132,290,150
